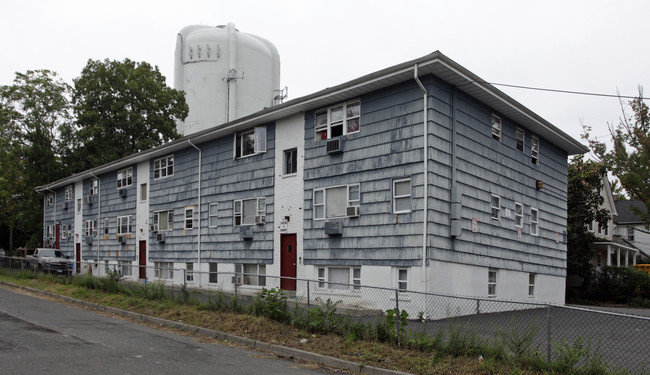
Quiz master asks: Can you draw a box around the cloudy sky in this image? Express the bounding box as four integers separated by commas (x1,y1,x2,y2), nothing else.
1,0,648,151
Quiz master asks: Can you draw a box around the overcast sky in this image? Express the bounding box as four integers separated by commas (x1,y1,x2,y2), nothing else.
1,0,648,152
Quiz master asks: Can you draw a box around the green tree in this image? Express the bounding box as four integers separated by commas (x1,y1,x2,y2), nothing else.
69,58,188,172
566,155,611,291
584,87,650,223
0,70,72,249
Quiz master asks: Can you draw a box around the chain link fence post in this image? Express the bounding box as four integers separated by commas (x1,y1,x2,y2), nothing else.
546,304,552,371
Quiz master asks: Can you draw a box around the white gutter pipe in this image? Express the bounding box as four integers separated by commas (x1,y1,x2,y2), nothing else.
188,140,202,286
414,64,428,294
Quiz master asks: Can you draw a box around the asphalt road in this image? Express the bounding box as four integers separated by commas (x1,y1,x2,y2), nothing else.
0,286,337,375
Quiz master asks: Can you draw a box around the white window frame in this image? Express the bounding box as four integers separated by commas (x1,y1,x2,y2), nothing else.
393,178,412,214
316,266,361,291
491,195,501,221
491,114,502,141
85,220,98,237
234,197,265,226
208,262,218,283
314,100,361,141
140,183,147,202
103,218,110,235
208,203,219,228
185,263,194,282
234,126,267,159
313,184,361,220
117,215,132,235
153,210,174,232
117,167,133,188
488,269,497,297
60,224,71,240
153,155,174,179
89,178,99,195
77,198,82,213
530,208,539,236
119,261,132,277
283,148,298,175
397,268,408,291
184,207,194,230
515,128,524,152
154,262,173,279
515,202,524,228
47,193,54,206
528,273,535,297
235,264,266,287
627,227,635,242
65,186,73,202
531,136,539,165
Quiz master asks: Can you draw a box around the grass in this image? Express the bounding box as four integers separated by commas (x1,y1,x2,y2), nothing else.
0,269,624,375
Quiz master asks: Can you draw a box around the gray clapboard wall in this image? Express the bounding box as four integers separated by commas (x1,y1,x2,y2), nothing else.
42,186,75,257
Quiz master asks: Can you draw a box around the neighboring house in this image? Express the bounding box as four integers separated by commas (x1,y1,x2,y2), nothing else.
614,199,650,261
36,31,588,308
588,178,639,272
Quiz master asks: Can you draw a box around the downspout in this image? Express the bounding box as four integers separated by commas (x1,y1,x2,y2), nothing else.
188,140,202,286
89,171,101,266
414,64,428,293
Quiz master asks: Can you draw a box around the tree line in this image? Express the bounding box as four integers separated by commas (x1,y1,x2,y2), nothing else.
0,59,188,251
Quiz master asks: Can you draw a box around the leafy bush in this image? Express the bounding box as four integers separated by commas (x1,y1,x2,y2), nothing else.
589,266,650,303
253,288,289,322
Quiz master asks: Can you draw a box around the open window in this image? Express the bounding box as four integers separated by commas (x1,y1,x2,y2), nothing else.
314,101,360,141
235,126,267,158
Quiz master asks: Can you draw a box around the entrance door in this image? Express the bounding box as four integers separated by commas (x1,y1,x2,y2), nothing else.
55,224,60,249
76,243,81,274
280,234,297,291
138,241,147,279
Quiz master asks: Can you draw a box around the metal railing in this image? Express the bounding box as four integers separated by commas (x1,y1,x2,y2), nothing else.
1,255,648,374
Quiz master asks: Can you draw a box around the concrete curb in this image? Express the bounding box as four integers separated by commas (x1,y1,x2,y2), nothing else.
1,281,412,375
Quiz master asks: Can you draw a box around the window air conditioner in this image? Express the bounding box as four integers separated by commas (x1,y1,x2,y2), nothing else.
150,224,157,233
239,226,254,240
85,236,93,245
346,206,360,217
255,215,265,225
324,220,343,236
119,189,127,197
156,233,166,243
326,137,344,154
85,194,93,205
63,201,69,210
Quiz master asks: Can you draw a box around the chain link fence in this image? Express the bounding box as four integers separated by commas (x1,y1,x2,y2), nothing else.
1,255,648,374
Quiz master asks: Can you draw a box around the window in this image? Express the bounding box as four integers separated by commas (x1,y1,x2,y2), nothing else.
119,261,132,277
154,155,174,179
61,224,72,240
155,262,173,279
153,210,174,231
209,203,219,228
317,267,361,290
186,263,194,282
77,198,82,213
515,203,523,228
140,183,147,201
393,178,412,214
104,218,110,235
208,262,218,283
530,208,539,236
117,216,132,235
117,168,133,188
491,114,502,141
234,197,265,226
314,101,360,141
516,128,524,152
235,126,267,158
65,186,73,202
398,268,408,291
235,264,266,286
488,269,497,297
528,273,535,297
284,148,297,175
491,195,501,221
628,227,635,242
45,224,54,239
47,193,54,206
184,207,194,230
531,136,539,165
89,178,99,195
85,220,98,237
313,184,360,220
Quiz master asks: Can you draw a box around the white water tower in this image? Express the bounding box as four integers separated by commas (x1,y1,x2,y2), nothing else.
174,23,282,135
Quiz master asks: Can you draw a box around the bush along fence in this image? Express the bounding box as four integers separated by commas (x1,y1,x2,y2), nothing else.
1,255,649,374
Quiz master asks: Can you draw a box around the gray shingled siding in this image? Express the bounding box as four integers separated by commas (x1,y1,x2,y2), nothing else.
42,186,75,258
148,124,275,264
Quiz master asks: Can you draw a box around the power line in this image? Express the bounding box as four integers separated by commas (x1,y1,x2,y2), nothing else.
465,80,650,100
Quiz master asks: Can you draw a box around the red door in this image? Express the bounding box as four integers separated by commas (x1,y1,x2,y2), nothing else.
139,241,147,279
55,224,60,249
280,234,297,291
76,243,81,274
